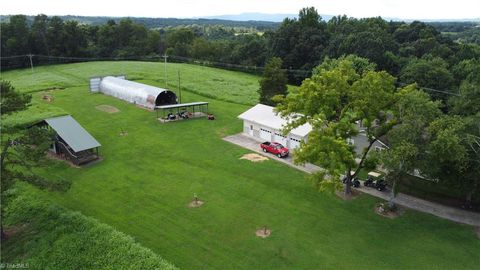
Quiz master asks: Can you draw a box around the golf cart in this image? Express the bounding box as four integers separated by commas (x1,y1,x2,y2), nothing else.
364,171,387,191
342,173,361,188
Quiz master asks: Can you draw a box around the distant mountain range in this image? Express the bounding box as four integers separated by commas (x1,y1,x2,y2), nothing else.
200,12,479,23
199,13,299,22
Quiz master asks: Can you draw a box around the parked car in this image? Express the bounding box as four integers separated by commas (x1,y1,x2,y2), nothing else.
260,142,289,158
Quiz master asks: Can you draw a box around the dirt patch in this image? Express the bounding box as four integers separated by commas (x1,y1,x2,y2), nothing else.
335,189,361,201
42,95,54,102
375,203,405,219
136,104,154,111
216,127,228,138
188,200,204,208
37,87,65,93
240,153,269,162
256,227,271,238
46,152,81,168
475,227,480,239
3,224,27,239
96,104,120,113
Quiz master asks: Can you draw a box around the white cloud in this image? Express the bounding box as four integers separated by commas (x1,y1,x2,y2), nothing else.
1,0,478,20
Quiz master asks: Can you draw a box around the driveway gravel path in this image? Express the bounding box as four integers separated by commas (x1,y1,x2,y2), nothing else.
224,133,480,226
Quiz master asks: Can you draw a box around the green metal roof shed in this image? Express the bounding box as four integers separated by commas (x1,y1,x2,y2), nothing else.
45,115,101,152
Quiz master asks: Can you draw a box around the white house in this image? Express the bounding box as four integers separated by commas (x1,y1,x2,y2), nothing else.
238,104,312,149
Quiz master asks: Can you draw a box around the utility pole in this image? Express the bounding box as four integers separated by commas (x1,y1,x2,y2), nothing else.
27,54,34,72
162,54,168,88
177,70,182,104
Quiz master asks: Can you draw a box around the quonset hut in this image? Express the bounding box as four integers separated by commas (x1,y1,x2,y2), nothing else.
90,76,177,109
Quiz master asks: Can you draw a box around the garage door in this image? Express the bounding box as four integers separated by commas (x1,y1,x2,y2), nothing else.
260,128,272,141
289,137,302,149
274,132,288,146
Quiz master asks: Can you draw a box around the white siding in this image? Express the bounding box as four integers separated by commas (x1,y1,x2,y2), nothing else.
273,132,288,146
289,136,302,149
259,128,272,141
99,76,175,109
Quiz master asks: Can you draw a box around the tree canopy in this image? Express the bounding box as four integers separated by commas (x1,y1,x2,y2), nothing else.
275,56,398,194
258,57,288,106
0,81,69,239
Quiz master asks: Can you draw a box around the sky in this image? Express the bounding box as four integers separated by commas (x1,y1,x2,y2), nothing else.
1,0,479,20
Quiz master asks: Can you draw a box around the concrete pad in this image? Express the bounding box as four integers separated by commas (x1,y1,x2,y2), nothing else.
223,133,321,174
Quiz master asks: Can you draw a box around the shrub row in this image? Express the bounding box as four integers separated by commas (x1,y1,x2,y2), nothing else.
2,184,178,270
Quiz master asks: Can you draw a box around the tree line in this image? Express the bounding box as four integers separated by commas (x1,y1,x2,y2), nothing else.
274,55,479,209
2,9,480,97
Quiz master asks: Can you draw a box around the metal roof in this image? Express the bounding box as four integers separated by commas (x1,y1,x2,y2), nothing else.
99,76,176,109
45,115,101,152
155,102,208,110
238,104,312,137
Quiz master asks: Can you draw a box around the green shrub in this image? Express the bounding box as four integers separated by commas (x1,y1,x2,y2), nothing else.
363,155,379,171
2,185,178,270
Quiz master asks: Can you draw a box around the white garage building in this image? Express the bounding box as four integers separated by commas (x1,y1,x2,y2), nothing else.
238,104,388,154
238,104,312,149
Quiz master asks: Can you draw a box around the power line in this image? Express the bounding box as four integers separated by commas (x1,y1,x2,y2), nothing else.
0,55,29,59
397,82,461,97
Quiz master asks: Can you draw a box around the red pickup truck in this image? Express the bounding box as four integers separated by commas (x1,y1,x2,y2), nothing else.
260,142,289,158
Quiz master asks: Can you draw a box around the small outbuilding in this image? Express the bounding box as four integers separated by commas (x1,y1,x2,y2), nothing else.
238,104,311,149
41,115,101,165
155,101,209,122
90,76,177,109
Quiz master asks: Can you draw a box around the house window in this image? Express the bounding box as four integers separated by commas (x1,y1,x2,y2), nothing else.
250,125,253,130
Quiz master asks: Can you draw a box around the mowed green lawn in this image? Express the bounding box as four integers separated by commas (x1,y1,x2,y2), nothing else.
2,62,479,270
1,61,263,105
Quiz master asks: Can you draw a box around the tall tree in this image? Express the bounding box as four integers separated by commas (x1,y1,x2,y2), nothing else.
422,116,480,206
0,81,69,239
326,17,397,72
2,15,30,57
258,57,287,106
166,28,197,57
434,65,480,205
399,55,455,103
276,57,398,195
381,142,418,208
63,21,88,57
30,14,50,55
97,20,118,57
46,16,66,56
449,62,480,116
381,88,441,207
268,7,329,83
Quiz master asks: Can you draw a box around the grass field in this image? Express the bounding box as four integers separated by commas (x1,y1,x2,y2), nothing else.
1,61,264,105
2,62,479,270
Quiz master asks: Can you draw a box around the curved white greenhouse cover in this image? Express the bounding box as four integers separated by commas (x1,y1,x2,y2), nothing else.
99,76,177,109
